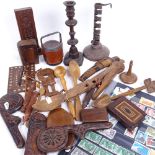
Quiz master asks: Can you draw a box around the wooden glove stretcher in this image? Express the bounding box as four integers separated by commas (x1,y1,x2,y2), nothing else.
32,60,124,112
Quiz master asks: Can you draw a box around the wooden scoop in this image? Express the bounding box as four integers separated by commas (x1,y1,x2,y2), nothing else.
54,66,75,118
69,60,82,120
94,78,155,108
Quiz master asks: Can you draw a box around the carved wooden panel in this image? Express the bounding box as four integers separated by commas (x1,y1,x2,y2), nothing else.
14,7,40,54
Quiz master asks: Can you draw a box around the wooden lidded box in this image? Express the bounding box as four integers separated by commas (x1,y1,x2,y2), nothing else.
17,39,39,65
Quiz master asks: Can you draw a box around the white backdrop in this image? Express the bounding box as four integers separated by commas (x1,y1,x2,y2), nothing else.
0,0,155,154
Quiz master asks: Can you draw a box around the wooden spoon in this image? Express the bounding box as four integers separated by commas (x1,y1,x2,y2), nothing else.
54,66,75,118
69,60,82,120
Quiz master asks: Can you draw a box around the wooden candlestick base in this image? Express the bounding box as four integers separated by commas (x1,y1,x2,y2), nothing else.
120,72,137,84
119,60,137,84
63,52,84,66
83,44,110,61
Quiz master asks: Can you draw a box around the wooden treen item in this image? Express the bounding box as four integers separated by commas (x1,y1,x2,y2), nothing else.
37,68,59,96
14,7,40,54
82,88,95,108
37,122,112,152
54,66,75,118
108,97,146,130
47,108,75,149
119,60,137,84
0,93,25,148
41,32,63,65
69,60,82,120
80,108,108,123
83,3,112,61
24,112,46,155
79,56,120,82
23,91,39,123
32,60,124,112
92,59,124,99
63,1,84,66
17,39,39,65
94,78,155,108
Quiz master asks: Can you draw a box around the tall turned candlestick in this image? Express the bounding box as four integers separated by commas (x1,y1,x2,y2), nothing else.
83,3,112,61
63,1,84,66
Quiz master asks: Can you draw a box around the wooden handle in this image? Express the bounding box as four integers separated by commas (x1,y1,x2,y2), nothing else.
70,122,112,139
111,85,146,100
75,96,82,121
60,77,67,91
67,100,76,118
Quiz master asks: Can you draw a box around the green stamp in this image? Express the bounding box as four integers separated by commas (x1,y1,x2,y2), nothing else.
85,131,102,144
94,146,113,155
78,139,97,154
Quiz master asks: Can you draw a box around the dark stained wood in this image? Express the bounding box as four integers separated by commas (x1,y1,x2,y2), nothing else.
24,112,46,155
37,122,112,152
14,7,40,54
80,108,108,123
47,108,75,149
17,39,39,65
0,93,25,148
108,97,146,130
63,1,84,66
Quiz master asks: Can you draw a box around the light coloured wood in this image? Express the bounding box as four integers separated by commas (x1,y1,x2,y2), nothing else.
69,60,82,120
54,66,75,118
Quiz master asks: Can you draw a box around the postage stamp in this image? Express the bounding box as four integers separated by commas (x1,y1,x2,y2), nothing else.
146,137,155,149
97,128,116,140
146,127,155,137
71,147,88,155
85,131,102,144
135,130,148,144
93,146,113,155
124,127,138,139
78,139,97,154
143,115,155,127
134,102,146,111
139,97,155,108
145,108,155,119
131,141,150,155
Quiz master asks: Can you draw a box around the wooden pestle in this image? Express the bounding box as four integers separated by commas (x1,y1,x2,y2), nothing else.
94,78,155,108
54,66,76,118
69,60,82,120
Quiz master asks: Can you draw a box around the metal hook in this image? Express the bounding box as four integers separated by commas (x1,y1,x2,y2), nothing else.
102,3,112,8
